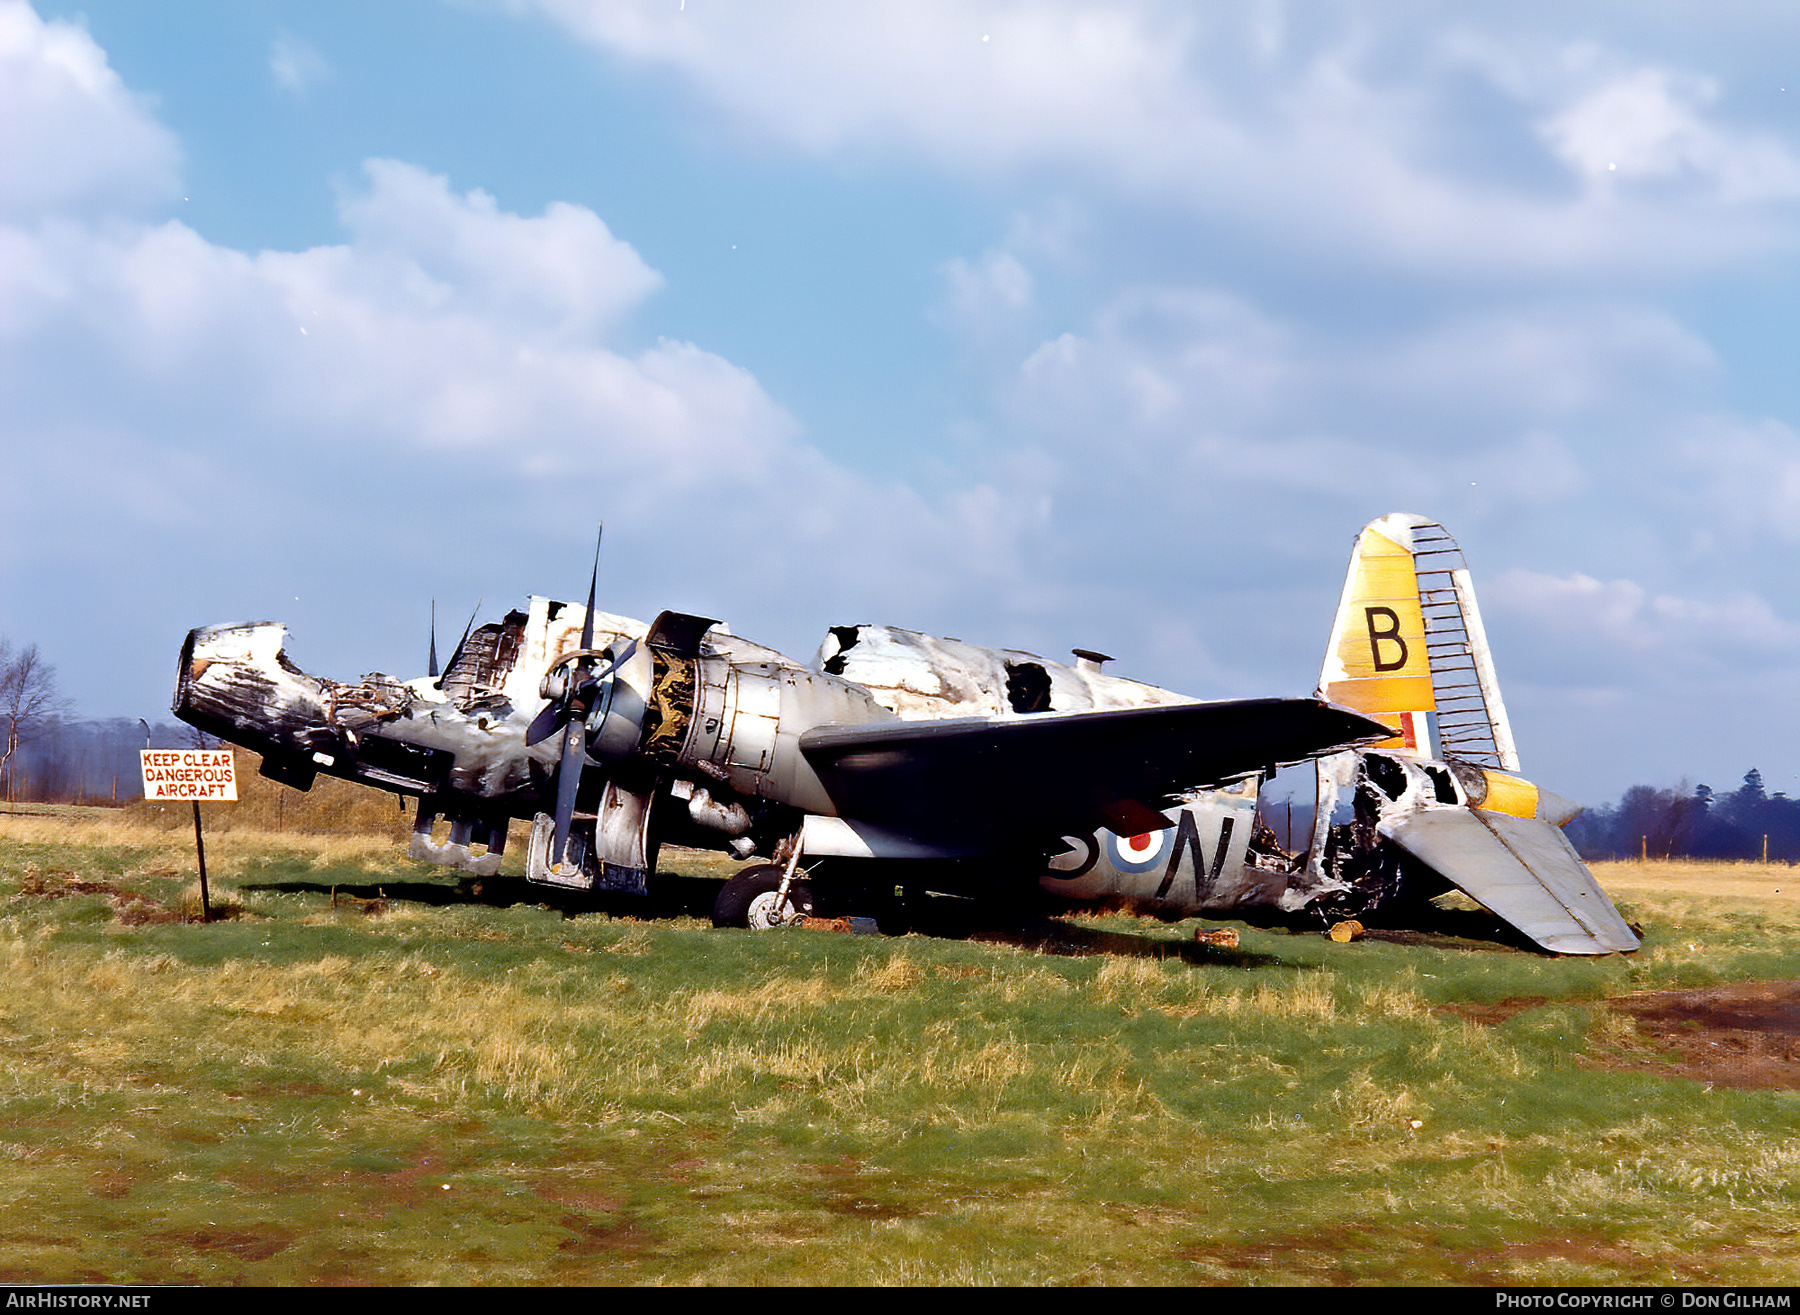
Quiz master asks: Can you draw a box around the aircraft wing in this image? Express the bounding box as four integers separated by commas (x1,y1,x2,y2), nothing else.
800,697,1387,855
1379,809,1640,955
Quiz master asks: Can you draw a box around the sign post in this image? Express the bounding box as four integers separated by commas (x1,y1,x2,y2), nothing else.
139,748,236,923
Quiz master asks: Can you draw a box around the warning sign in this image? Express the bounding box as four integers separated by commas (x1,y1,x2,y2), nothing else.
140,749,236,801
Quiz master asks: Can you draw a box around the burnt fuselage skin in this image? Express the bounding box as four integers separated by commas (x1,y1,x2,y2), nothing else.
173,606,1305,897
174,599,907,882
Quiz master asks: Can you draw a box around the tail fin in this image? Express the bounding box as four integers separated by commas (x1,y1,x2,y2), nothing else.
1317,513,1518,771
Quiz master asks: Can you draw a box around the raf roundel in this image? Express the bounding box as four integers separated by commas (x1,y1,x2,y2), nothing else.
1107,828,1169,874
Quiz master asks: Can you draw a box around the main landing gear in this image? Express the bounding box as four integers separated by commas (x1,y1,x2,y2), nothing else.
711,862,815,929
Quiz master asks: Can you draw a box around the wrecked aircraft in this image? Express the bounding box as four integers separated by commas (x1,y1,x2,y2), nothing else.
1035,514,1639,956
172,545,1386,933
171,515,1632,955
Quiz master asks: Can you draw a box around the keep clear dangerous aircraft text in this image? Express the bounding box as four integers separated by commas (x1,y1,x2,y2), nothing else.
139,749,236,801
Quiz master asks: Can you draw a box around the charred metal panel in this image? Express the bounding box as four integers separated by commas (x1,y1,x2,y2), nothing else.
647,611,719,658
522,786,655,893
814,624,1194,720
1004,661,1052,714
329,675,416,733
527,812,591,888
175,609,612,809
174,623,345,769
642,651,697,766
357,734,452,791
439,611,526,713
258,754,317,792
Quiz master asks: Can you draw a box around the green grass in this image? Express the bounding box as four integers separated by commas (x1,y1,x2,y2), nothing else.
1,815,1798,1284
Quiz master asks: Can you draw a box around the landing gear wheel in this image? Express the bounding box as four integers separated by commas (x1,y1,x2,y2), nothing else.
746,882,813,930
712,863,814,929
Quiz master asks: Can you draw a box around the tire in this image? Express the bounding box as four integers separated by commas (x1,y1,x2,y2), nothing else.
712,864,814,929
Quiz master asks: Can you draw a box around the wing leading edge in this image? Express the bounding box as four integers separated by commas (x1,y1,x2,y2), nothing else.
801,697,1389,855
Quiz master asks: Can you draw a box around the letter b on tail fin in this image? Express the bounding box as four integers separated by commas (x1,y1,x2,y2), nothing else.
1363,605,1409,672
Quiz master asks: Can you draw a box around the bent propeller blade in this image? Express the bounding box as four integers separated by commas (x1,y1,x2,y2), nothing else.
551,525,605,870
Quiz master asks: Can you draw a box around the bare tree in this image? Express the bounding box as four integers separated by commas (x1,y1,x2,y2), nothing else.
0,638,69,804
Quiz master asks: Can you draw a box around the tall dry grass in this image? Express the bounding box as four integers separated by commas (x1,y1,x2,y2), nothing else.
6,824,1800,1283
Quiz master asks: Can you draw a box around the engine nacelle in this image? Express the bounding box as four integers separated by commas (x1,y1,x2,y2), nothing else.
672,656,894,816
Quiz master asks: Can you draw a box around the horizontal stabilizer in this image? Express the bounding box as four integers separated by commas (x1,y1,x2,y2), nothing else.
1380,809,1639,955
803,697,1388,854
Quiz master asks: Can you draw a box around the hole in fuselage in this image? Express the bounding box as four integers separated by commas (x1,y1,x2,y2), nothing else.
1364,753,1407,801
1004,661,1052,714
822,625,862,676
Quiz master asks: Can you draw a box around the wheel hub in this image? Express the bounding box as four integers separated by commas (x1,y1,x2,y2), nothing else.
746,889,803,930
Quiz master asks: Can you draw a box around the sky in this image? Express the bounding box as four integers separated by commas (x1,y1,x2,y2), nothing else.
5,0,1800,804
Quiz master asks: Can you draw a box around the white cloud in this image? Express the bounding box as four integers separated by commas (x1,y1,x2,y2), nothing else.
1673,417,1800,549
935,248,1034,345
1487,569,1800,671
0,148,1014,690
1539,63,1800,203
1,160,791,493
331,159,664,343
523,0,1800,276
0,0,179,219
1367,303,1716,421
1471,565,1800,793
270,29,331,96
994,287,1705,520
0,4,1056,704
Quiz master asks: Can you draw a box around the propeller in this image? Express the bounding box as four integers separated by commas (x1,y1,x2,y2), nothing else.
534,529,604,875
524,527,659,881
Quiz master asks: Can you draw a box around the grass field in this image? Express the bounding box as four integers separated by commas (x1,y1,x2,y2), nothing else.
1,812,1797,1286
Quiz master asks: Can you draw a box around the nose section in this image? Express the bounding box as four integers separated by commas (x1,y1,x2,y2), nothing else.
174,621,290,720
172,622,340,764
1535,787,1583,828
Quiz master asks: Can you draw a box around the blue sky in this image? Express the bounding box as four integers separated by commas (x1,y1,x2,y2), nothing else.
6,0,1800,803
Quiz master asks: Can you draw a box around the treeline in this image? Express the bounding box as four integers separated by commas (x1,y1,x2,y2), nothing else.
4,718,195,804
1565,770,1800,862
